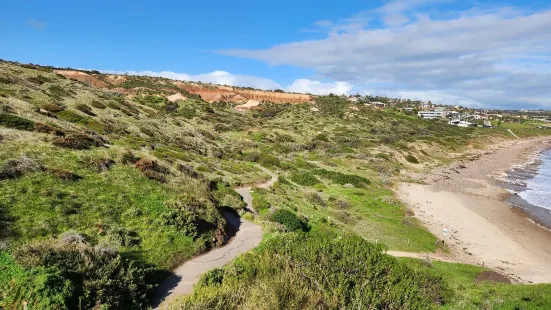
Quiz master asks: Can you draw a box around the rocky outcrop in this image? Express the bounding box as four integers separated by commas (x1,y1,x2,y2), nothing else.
231,89,313,104
53,70,314,105
54,70,109,88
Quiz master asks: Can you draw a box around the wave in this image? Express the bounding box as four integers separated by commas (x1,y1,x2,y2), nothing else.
518,149,551,211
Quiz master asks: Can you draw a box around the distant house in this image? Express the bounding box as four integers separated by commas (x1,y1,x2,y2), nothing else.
448,119,474,127
446,111,459,118
418,111,445,119
370,101,386,108
472,114,488,120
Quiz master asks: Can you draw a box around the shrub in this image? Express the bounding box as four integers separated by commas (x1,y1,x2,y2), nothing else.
258,154,280,167
161,198,221,239
313,169,371,188
10,237,155,310
87,157,115,172
269,209,308,232
75,104,96,116
27,75,52,85
41,103,65,113
90,100,106,109
135,158,169,182
56,109,90,125
0,113,35,131
48,168,82,181
306,192,326,207
47,85,69,97
405,154,419,164
105,226,141,247
180,107,196,119
289,171,320,186
0,156,42,180
176,232,451,309
196,268,224,289
34,122,58,134
107,101,121,110
52,133,101,150
120,150,139,164
162,207,200,238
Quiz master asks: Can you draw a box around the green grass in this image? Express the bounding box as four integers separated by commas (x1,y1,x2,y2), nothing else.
165,231,451,310
401,258,551,309
1,60,550,309
0,113,35,131
0,144,210,269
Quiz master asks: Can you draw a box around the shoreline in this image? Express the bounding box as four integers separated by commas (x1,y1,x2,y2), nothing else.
396,136,551,283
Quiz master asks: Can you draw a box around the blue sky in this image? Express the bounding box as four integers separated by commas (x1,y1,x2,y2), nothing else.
2,0,551,109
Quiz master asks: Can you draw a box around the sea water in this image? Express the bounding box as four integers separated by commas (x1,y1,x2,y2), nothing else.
519,149,551,212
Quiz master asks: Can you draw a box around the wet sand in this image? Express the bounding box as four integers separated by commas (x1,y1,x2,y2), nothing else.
396,137,551,283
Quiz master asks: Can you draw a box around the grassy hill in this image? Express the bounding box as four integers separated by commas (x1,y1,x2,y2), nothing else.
1,60,550,309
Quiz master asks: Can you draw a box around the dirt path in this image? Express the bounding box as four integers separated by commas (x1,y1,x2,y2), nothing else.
386,250,461,264
234,165,278,213
153,166,277,308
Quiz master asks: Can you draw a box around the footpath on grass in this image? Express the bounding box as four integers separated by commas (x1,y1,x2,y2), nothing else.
152,165,277,308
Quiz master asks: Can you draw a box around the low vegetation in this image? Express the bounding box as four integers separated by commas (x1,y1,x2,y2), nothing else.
166,231,452,309
0,60,549,309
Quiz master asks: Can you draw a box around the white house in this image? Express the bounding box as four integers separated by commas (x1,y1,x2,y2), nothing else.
448,119,473,127
370,101,386,108
418,111,445,119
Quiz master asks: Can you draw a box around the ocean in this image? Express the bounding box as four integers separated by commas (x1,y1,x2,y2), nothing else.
502,148,551,229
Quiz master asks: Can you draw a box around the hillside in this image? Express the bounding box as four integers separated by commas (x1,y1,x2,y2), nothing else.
1,60,550,309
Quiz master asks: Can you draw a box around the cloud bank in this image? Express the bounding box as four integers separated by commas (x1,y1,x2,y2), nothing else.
104,70,352,96
221,0,551,109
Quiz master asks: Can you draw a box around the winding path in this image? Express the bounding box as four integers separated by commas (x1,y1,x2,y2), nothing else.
152,165,277,308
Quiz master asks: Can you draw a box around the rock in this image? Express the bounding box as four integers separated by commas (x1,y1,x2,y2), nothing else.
343,183,355,188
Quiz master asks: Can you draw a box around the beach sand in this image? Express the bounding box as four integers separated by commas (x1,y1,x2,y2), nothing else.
396,136,551,283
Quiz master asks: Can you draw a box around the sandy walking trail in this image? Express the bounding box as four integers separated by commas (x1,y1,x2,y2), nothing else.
234,165,279,213
386,250,461,264
396,137,551,283
153,166,277,308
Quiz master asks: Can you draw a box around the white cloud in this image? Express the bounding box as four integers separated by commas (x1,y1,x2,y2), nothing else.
287,79,353,95
104,70,283,90
102,69,352,95
220,0,551,108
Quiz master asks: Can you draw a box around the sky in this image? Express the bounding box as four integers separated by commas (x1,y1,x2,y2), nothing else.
1,0,551,109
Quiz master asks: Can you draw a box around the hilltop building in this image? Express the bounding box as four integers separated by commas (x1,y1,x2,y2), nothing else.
418,111,446,119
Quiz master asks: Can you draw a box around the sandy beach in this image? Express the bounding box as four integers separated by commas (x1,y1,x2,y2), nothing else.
397,136,551,283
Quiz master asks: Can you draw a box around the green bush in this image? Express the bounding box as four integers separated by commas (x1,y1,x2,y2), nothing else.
52,133,101,150
90,100,106,109
289,171,320,186
0,156,42,180
314,168,371,188
0,113,35,131
41,103,65,113
176,232,451,309
196,268,224,289
405,154,419,164
47,85,70,97
135,158,169,182
9,236,155,310
75,104,96,116
269,209,308,232
27,75,52,85
56,109,90,125
161,197,223,240
258,154,280,167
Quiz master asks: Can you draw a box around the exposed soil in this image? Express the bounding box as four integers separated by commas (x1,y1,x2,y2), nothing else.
476,271,512,284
